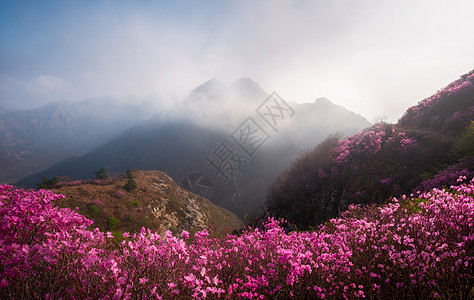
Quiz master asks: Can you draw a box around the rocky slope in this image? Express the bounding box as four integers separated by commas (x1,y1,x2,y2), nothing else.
49,170,242,237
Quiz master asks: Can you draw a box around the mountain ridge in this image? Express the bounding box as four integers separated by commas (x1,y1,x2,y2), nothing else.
15,82,371,217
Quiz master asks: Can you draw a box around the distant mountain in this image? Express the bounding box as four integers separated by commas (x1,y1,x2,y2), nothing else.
228,77,269,104
182,77,272,130
284,97,370,149
267,69,474,228
186,77,267,104
48,170,242,236
17,78,371,217
0,97,155,183
186,79,227,101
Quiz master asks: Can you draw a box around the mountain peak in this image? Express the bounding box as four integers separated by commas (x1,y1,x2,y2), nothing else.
185,79,226,103
191,79,226,96
230,77,259,89
229,77,268,102
314,97,333,105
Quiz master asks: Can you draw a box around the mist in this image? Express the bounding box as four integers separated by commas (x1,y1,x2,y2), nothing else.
1,0,474,122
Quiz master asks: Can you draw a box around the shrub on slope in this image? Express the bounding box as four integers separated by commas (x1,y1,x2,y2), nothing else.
1,179,473,299
415,157,474,193
266,123,432,227
399,70,474,132
398,70,474,132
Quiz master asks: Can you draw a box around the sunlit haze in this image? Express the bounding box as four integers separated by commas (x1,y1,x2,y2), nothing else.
1,0,474,122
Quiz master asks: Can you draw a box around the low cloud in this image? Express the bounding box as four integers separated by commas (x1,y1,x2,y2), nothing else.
1,0,474,121
0,74,72,109
28,75,71,94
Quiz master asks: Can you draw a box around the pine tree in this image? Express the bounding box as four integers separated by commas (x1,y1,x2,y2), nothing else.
95,168,108,179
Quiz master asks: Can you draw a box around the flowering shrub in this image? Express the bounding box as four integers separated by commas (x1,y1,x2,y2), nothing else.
92,199,105,207
327,123,417,169
56,180,83,187
269,71,473,235
93,178,114,185
0,185,108,298
331,123,390,166
415,158,474,192
399,137,418,151
379,177,393,186
1,179,473,299
267,124,425,227
56,178,115,187
443,108,474,131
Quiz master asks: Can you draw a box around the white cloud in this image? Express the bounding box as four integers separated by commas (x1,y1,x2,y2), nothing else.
1,0,474,121
29,75,71,93
0,74,72,109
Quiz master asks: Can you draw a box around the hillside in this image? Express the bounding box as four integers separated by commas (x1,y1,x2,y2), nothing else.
48,170,242,237
266,69,474,228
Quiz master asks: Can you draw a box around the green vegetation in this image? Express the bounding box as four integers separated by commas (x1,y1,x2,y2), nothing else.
402,197,428,214
89,205,100,214
451,120,474,159
124,180,137,192
166,197,185,218
168,226,178,235
130,200,140,207
111,230,124,244
419,171,434,181
108,217,119,230
124,170,137,192
37,176,59,189
94,168,108,179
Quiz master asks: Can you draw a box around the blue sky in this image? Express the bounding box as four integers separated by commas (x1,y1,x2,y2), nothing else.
1,0,474,122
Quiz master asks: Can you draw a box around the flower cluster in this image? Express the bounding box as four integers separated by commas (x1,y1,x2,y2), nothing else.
93,178,114,185
0,185,107,298
56,180,83,187
415,158,474,193
319,124,417,176
332,123,388,165
379,177,393,186
442,107,474,131
1,179,473,299
92,198,105,207
399,137,418,151
56,178,115,188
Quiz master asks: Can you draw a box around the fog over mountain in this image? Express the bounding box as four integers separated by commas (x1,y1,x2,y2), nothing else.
15,78,370,217
2,1,474,122
0,97,155,183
